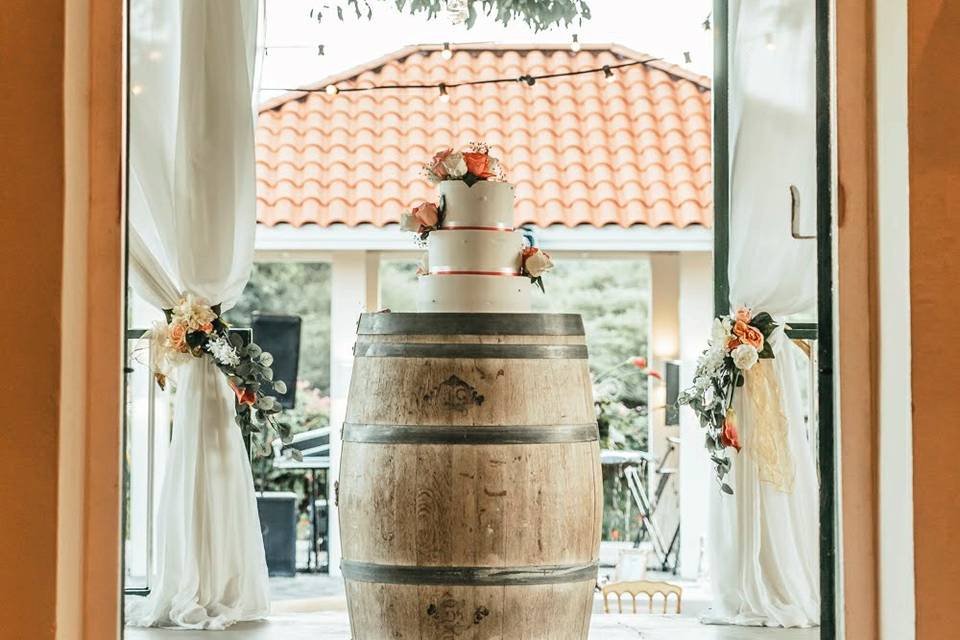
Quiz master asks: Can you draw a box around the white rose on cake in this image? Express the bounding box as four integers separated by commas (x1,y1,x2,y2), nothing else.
521,247,554,277
400,212,421,232
731,343,759,370
440,152,467,179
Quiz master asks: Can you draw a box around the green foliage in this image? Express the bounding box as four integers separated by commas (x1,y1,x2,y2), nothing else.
227,262,332,395
311,0,592,32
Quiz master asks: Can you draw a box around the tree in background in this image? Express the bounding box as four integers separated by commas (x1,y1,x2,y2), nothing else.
227,262,332,396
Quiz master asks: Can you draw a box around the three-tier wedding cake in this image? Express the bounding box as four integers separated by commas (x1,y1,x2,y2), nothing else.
402,144,553,313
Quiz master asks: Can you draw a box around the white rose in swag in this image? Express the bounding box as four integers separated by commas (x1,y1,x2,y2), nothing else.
731,343,760,370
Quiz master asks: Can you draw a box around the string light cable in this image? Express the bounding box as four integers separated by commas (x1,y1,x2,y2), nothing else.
262,56,667,97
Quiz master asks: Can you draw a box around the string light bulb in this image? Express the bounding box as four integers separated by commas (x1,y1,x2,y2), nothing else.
683,51,692,64
602,65,615,83
130,84,144,96
764,33,776,50
570,34,581,53
441,42,453,60
702,13,712,31
325,84,339,95
438,83,450,103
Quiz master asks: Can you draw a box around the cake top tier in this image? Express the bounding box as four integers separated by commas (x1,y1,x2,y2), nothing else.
439,180,516,230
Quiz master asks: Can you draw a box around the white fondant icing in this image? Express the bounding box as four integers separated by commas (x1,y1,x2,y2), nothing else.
439,180,516,229
416,180,532,313
428,230,523,274
417,274,531,313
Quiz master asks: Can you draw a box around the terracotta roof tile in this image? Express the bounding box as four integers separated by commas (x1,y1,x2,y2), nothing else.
257,44,712,229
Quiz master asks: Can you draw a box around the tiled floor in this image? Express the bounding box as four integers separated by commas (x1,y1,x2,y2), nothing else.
126,569,818,640
125,610,819,640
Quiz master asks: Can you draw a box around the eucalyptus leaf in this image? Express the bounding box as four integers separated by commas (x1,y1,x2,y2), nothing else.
273,380,288,395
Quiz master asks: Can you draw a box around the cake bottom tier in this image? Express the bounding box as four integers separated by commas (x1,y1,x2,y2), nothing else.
417,274,531,313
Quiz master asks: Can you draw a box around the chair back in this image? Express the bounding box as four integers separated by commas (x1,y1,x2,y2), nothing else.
601,580,682,614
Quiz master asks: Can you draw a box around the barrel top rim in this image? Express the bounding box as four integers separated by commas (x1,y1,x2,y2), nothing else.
358,312,585,336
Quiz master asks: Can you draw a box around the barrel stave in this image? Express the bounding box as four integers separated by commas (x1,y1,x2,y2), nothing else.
345,357,594,427
346,581,594,640
341,313,601,640
339,442,601,567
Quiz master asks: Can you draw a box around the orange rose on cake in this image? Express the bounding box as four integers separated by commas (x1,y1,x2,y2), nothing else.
463,152,497,179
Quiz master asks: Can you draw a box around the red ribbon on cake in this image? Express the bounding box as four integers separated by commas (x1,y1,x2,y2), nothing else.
439,224,515,232
430,267,521,276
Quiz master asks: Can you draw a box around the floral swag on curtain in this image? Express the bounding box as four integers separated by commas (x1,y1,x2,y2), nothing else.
124,0,278,631
679,0,821,630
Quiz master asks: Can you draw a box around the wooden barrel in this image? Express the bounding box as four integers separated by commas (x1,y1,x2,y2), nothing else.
339,312,602,640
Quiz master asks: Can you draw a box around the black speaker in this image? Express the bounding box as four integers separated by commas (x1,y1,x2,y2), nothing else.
251,313,301,409
665,361,681,426
257,492,298,577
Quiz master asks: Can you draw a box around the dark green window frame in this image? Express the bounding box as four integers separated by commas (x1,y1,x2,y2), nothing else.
712,1,836,636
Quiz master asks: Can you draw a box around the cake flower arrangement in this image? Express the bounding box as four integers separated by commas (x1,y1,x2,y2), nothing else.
423,141,505,186
402,143,555,290
521,246,553,292
148,294,294,455
401,142,505,241
677,307,778,494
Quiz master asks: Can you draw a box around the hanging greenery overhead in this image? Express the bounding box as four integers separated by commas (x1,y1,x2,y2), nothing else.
311,0,592,32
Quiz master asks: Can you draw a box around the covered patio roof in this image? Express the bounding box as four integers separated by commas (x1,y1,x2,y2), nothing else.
256,44,712,230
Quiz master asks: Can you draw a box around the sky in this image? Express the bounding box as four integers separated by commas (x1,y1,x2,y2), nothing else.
258,0,713,102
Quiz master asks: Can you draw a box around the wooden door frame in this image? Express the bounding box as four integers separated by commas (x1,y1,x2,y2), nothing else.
58,0,126,637
65,0,882,637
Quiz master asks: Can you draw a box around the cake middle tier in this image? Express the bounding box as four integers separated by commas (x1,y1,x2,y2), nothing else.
427,229,523,274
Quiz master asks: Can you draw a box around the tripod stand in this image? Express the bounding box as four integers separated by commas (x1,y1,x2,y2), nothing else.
624,435,680,573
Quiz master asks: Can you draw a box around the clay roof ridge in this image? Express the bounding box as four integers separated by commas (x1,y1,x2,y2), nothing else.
258,43,710,113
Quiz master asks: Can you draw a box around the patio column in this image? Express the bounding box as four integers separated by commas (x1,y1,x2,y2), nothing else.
328,250,379,576
648,253,681,547
677,251,713,580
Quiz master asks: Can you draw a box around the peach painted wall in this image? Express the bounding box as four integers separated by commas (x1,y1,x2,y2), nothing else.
908,1,960,637
0,1,65,638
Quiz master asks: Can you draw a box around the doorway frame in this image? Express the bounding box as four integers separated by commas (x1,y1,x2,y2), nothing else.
62,0,886,637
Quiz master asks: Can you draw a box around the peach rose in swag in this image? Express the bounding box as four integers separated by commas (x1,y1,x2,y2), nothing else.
732,319,764,351
169,322,189,353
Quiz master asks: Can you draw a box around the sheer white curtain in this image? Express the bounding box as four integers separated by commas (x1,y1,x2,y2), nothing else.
704,0,820,628
124,0,269,630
